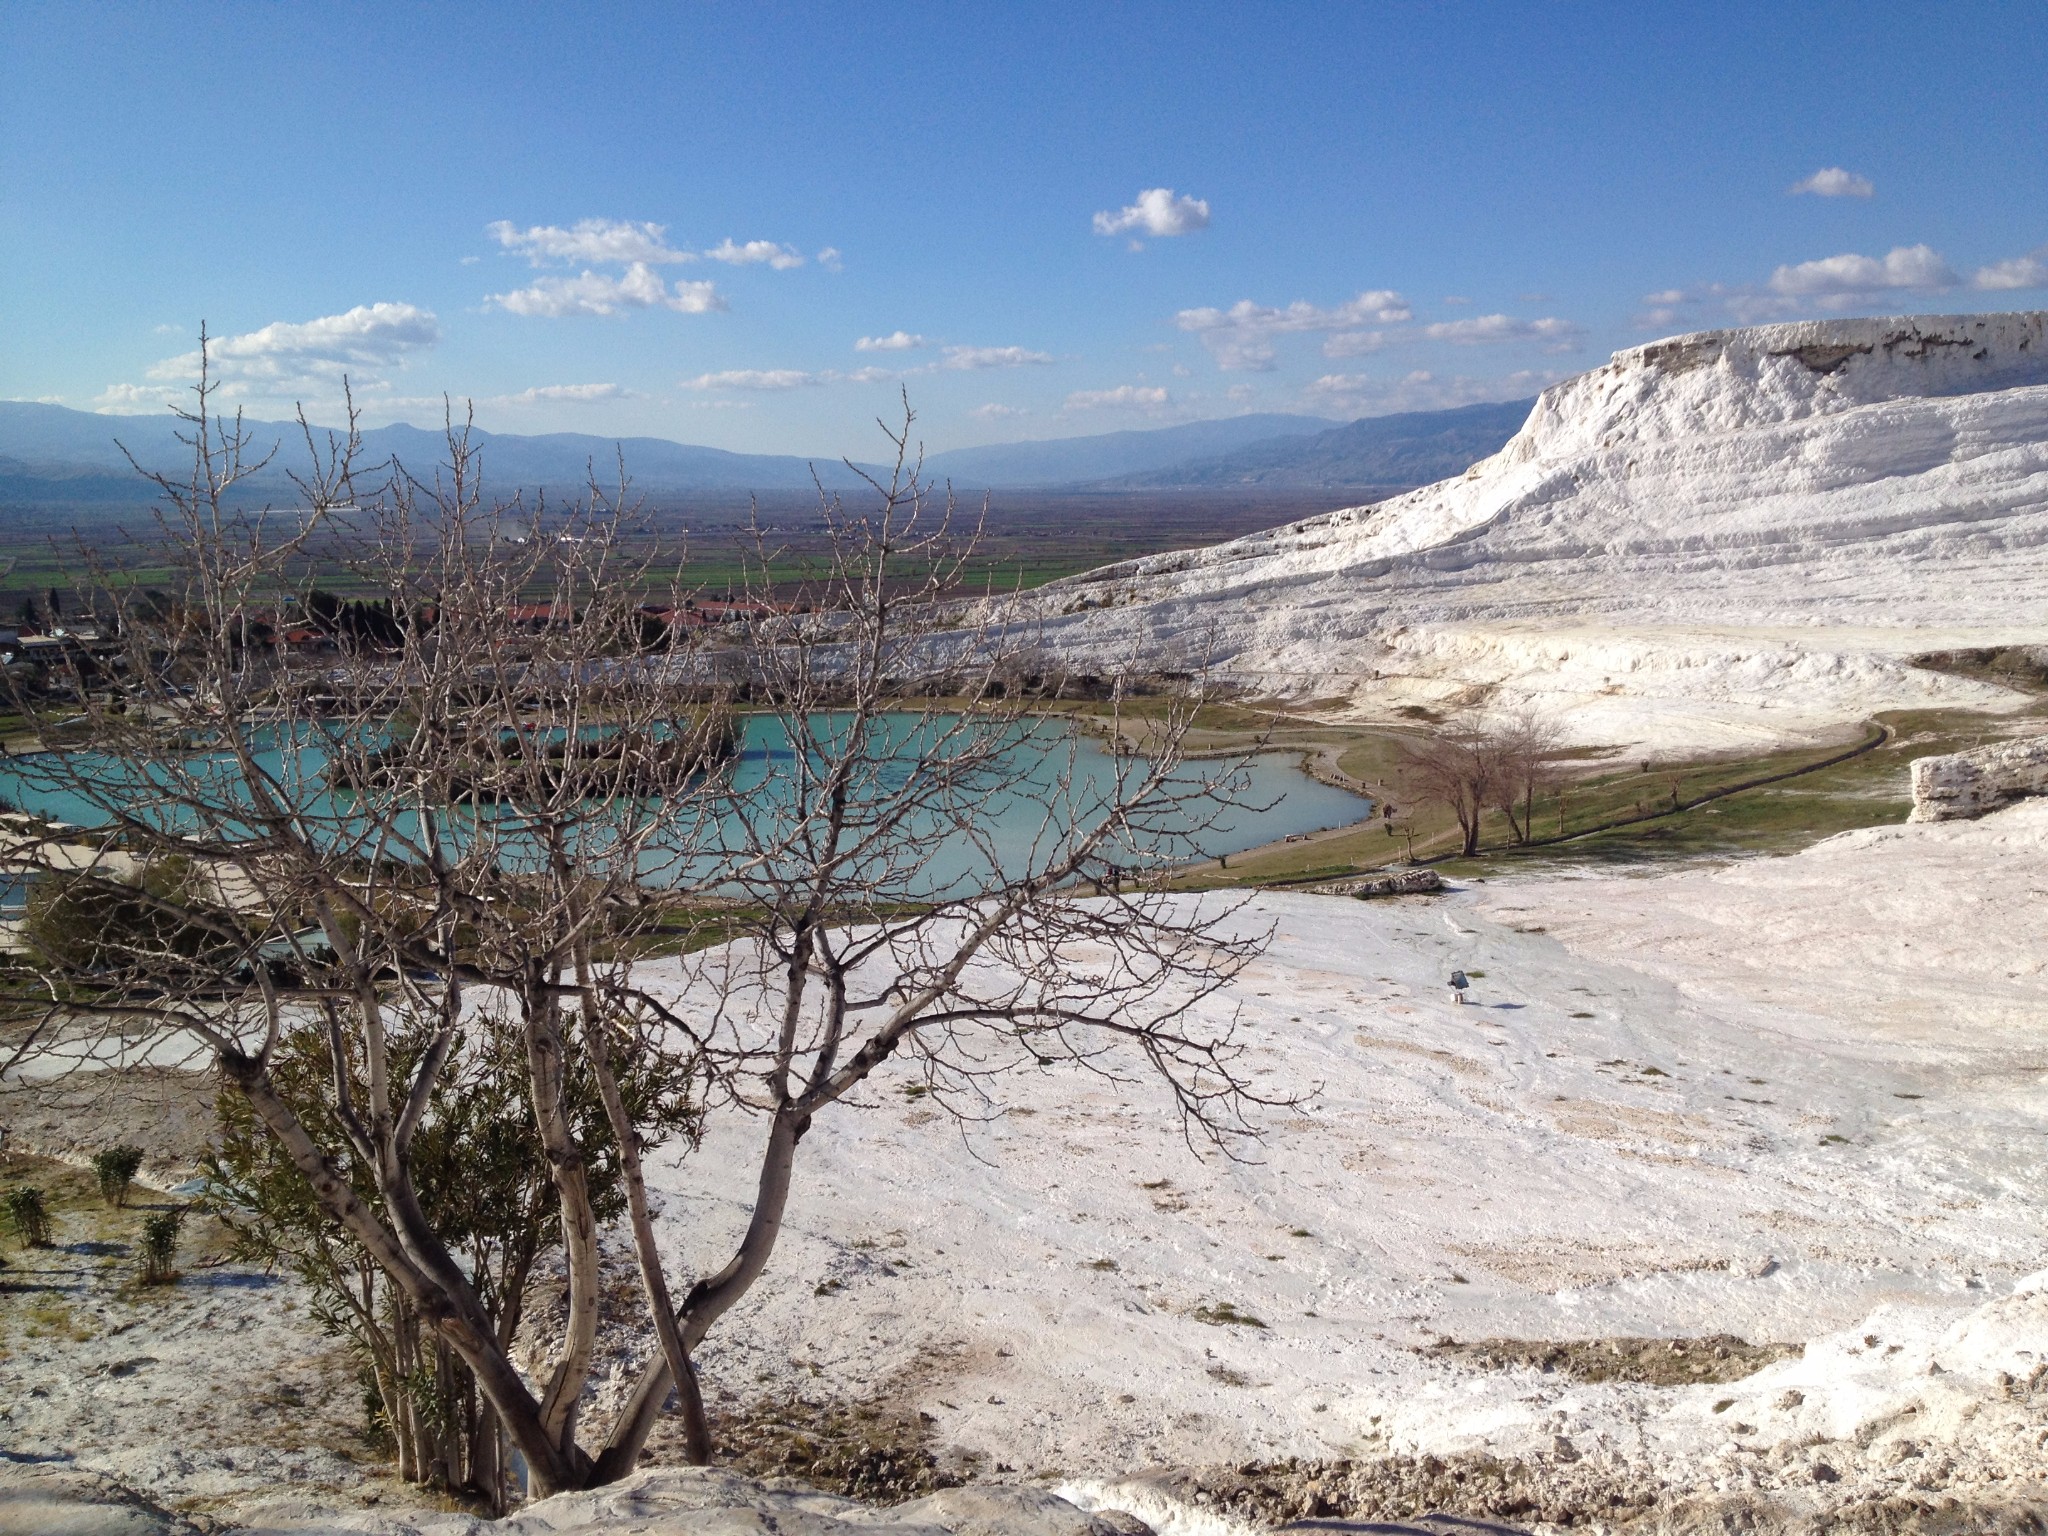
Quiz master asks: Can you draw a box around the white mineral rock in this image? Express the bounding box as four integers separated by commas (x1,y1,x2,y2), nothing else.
1024,312,2048,753
1909,733,2048,820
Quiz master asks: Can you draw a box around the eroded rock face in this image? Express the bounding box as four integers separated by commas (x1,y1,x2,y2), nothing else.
1909,735,2048,821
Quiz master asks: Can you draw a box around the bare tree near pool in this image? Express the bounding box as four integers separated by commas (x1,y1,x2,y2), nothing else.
1399,722,1497,857
2,346,1277,1504
1400,710,1560,856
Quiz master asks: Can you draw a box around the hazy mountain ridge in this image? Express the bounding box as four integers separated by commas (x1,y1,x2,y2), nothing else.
916,412,1330,486
0,401,1518,506
1093,398,1533,488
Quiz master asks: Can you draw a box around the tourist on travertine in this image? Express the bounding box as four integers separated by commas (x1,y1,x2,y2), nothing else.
1449,970,1470,1005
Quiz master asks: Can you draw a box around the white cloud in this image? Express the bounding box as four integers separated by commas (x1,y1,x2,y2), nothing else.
856,330,925,352
681,369,822,391
488,218,694,266
680,365,901,392
1225,383,1256,403
971,403,1029,420
1974,250,2048,291
491,383,630,405
1064,385,1171,411
143,302,441,393
704,238,805,270
942,345,1054,370
1303,367,1561,416
92,382,180,413
1421,314,1584,352
487,265,726,318
1092,187,1211,240
1176,290,1413,370
1768,243,1957,298
816,247,844,272
1789,167,1875,198
1323,329,1392,359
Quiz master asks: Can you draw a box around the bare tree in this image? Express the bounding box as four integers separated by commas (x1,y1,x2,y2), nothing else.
0,354,1276,1502
1398,722,1498,857
1398,709,1562,856
1490,708,1562,845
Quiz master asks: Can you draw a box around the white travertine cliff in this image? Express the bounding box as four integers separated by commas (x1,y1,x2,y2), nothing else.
1024,312,2048,751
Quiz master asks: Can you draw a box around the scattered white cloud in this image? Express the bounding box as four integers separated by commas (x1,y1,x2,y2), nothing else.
491,383,630,405
856,330,925,352
1176,290,1412,370
1092,187,1212,241
1646,236,2047,329
1974,249,2048,291
1323,329,1392,359
1442,296,1471,306
816,247,844,272
1768,243,1957,298
704,238,805,270
681,369,822,391
488,218,694,266
1064,385,1171,411
1422,314,1584,351
1303,367,1562,416
92,382,180,413
1789,167,1875,199
679,365,901,392
1225,383,1256,403
487,266,726,318
971,403,1029,420
152,323,183,336
942,345,1054,370
140,302,441,395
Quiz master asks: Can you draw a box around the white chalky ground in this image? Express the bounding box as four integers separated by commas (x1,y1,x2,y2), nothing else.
4,802,2044,1528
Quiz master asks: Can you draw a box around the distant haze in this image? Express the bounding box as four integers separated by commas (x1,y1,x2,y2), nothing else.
0,399,1531,507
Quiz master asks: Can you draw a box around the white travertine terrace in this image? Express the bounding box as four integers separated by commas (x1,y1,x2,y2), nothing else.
1026,312,2048,752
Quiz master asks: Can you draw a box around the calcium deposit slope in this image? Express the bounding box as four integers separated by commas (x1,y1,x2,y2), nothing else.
1024,312,2048,751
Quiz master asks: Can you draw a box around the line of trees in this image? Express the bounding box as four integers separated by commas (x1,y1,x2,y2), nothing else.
3,348,1278,1510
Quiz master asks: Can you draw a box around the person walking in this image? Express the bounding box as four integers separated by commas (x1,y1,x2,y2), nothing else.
1449,969,1470,1005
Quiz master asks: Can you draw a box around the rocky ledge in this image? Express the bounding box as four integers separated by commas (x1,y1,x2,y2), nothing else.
1909,734,2048,821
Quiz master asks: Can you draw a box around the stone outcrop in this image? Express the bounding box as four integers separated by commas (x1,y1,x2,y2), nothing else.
1908,735,2048,821
1347,868,1445,898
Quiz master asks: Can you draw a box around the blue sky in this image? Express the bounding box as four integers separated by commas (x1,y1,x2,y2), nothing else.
4,1,2045,456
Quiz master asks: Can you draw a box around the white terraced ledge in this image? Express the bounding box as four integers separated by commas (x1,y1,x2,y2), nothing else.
1020,312,2048,752
1910,733,2048,820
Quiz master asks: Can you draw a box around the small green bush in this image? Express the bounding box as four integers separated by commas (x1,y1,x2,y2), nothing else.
93,1145,145,1207
5,1185,52,1247
139,1208,183,1284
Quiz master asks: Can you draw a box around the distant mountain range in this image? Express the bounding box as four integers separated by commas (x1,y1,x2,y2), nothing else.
0,398,1534,507
1094,399,1536,489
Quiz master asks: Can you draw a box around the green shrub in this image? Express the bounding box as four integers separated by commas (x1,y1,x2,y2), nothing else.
139,1209,182,1283
5,1185,52,1246
93,1145,145,1207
